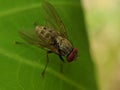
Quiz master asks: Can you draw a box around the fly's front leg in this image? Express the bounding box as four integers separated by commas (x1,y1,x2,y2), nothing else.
59,55,65,73
14,41,36,46
41,51,52,77
60,61,64,73
59,55,65,62
14,41,27,45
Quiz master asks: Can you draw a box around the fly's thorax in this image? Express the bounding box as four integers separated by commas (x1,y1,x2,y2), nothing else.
56,36,73,56
35,26,59,44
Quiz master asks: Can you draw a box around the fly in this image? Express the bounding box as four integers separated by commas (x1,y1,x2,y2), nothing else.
19,1,78,76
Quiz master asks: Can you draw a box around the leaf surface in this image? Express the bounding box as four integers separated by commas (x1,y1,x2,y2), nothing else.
0,0,98,90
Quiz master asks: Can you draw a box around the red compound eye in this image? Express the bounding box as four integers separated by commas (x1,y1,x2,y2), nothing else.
67,48,78,62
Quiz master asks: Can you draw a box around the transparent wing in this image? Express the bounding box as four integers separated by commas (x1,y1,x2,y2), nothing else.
19,30,50,51
42,1,67,38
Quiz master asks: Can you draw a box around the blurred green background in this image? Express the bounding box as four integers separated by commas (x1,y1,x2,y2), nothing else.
83,0,120,90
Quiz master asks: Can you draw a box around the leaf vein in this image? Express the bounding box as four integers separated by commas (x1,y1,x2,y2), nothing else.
0,48,85,90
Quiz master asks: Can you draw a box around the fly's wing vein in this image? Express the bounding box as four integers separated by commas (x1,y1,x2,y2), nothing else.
42,1,67,38
19,31,50,51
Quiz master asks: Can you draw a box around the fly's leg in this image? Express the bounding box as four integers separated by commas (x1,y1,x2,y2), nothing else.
60,61,64,73
59,55,65,73
59,55,65,62
14,41,34,46
14,41,27,45
41,51,52,77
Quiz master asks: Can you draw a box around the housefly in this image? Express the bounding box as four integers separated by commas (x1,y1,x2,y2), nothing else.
19,1,78,76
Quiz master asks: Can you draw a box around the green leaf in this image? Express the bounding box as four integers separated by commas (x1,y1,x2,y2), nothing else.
0,0,98,90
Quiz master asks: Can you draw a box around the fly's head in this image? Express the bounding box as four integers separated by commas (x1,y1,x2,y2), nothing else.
67,48,78,62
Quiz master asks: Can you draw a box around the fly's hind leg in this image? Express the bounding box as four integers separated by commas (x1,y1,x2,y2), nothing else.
41,51,52,77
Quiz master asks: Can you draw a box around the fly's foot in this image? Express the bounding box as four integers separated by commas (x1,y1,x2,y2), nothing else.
41,70,45,77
